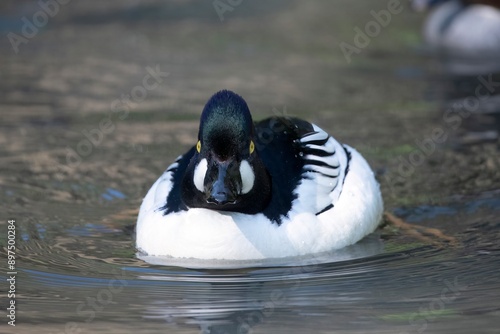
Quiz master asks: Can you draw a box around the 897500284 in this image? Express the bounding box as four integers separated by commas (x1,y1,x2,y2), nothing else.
6,219,17,327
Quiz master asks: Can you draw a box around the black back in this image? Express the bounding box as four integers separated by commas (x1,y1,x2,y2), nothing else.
254,117,314,224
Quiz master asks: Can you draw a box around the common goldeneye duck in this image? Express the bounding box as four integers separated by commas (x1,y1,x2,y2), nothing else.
136,90,383,260
413,0,500,74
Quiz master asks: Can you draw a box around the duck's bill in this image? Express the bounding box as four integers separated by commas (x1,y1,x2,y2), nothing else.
205,160,241,206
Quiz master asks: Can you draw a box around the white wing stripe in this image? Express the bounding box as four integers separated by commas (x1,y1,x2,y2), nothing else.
300,131,329,143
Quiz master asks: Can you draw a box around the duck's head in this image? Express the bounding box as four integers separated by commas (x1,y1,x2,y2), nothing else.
182,90,271,213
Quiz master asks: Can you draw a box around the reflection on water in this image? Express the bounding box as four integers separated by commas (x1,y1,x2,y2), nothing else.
437,73,500,145
2,0,500,333
11,191,500,334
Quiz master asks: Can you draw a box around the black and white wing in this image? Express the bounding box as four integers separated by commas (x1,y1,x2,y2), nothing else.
293,124,350,215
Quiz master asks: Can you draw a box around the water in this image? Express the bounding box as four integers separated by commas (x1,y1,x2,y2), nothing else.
2,1,500,333
7,190,498,333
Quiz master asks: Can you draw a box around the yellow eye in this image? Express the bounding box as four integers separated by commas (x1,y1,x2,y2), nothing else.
249,140,255,154
196,140,201,153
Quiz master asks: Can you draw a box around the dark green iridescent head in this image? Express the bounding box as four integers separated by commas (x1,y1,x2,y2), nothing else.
182,89,270,209
198,90,254,161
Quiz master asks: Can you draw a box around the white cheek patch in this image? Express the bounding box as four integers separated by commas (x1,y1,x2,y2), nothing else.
193,158,208,192
239,160,255,194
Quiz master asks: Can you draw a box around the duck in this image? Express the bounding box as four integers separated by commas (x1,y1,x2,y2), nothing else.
136,90,383,260
413,0,500,75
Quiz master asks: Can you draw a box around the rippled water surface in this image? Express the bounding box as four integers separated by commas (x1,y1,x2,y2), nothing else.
2,1,500,333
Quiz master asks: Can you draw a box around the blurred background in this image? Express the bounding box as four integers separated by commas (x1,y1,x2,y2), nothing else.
2,0,499,205
1,1,500,333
